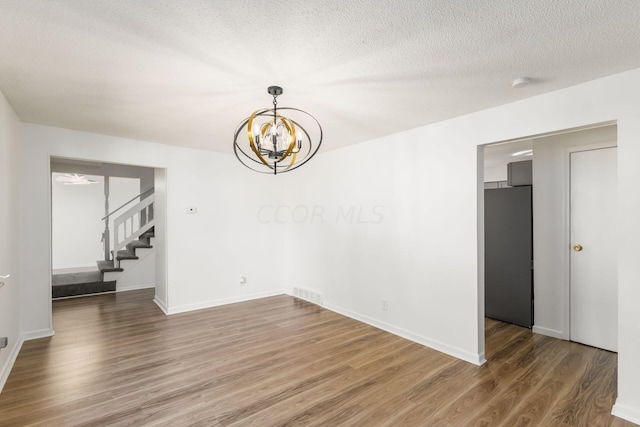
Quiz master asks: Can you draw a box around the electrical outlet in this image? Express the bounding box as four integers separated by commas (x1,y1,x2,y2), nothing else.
239,276,247,286
382,299,389,311
0,337,7,350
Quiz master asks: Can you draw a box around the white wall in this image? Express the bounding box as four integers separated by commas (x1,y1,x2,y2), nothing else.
532,125,617,339
281,68,640,423
0,90,21,391
19,124,288,336
282,131,483,363
12,68,640,424
113,247,155,292
51,174,105,269
483,165,507,182
51,174,141,269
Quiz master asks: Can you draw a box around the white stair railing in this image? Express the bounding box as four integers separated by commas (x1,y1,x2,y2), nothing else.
112,194,155,256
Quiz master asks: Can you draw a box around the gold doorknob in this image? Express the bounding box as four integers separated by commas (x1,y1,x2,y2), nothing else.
573,244,583,252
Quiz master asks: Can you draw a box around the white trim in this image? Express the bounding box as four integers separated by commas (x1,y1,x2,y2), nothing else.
46,156,54,338
612,400,640,425
53,292,115,300
484,121,616,148
532,325,566,340
157,167,169,316
0,337,23,393
22,328,55,341
154,295,169,315
117,283,155,292
476,145,486,360
113,196,155,254
322,301,486,366
161,287,482,365
165,289,287,315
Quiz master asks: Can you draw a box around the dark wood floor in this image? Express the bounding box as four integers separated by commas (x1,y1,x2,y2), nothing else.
0,289,635,426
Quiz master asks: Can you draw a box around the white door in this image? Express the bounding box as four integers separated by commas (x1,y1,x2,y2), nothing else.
570,146,617,352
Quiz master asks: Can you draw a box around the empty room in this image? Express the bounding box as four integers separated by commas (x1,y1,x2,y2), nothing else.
1,1,640,425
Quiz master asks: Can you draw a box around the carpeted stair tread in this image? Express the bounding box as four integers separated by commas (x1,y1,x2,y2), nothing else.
127,240,153,251
52,280,116,299
140,227,155,241
52,271,101,286
97,260,123,273
115,249,138,261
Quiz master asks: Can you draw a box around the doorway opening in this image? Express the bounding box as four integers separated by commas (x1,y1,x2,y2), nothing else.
480,122,617,357
483,140,533,329
49,157,163,305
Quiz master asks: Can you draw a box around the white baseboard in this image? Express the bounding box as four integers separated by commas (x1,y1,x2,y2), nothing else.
612,400,640,424
53,291,116,300
532,325,567,340
322,301,485,366
1,328,54,394
0,337,23,393
117,283,155,292
22,328,55,341
154,296,169,315
166,289,287,315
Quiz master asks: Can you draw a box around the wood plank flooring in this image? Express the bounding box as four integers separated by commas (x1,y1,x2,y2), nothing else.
0,289,635,426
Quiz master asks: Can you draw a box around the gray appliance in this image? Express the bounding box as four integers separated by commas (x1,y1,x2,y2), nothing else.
484,186,533,328
507,160,533,186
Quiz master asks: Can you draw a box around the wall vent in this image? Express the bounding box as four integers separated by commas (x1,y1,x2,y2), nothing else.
292,287,324,306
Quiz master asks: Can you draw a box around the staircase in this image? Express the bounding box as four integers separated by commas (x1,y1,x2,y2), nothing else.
52,188,155,299
52,228,155,299
98,227,155,282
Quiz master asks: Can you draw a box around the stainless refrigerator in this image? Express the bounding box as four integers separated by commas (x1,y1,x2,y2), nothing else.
484,186,533,328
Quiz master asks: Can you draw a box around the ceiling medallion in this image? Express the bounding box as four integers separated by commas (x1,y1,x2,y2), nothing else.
233,86,322,174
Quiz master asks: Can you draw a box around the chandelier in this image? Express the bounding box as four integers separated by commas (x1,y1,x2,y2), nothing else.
233,86,322,174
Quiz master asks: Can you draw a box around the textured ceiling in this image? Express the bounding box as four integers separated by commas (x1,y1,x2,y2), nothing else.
1,1,640,153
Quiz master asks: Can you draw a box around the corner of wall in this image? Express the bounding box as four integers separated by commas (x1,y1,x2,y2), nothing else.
153,295,169,315
0,327,54,393
323,301,486,366
532,325,567,340
612,400,640,425
0,337,24,393
0,89,23,395
165,289,288,315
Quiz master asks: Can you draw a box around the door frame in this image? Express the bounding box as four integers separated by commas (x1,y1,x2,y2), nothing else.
47,155,169,333
479,122,616,350
563,141,617,343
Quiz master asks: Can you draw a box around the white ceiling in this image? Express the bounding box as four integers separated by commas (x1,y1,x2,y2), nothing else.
1,1,640,154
